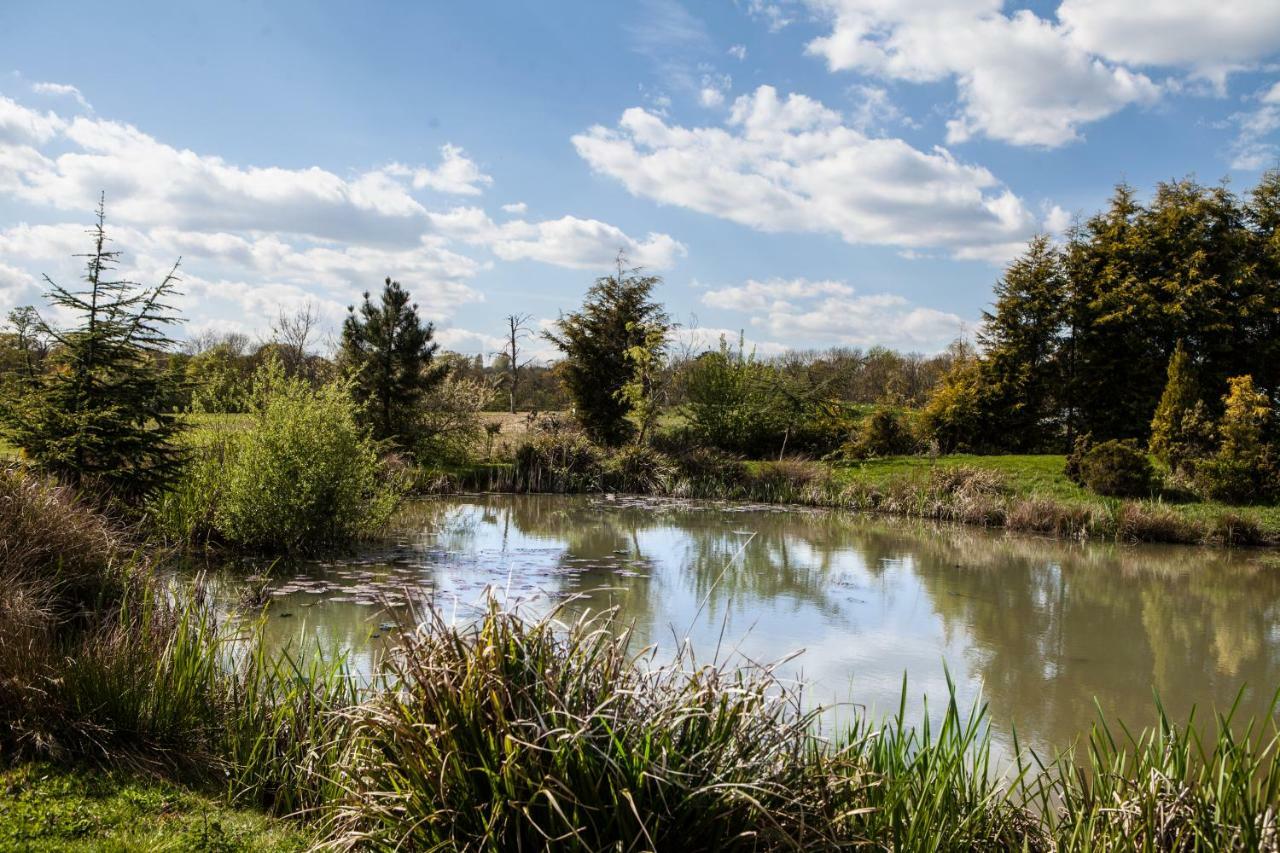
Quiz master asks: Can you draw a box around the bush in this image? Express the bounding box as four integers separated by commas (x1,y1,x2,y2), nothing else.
415,375,490,464
156,360,403,552
1193,455,1276,504
1076,439,1154,498
681,340,789,457
843,408,917,459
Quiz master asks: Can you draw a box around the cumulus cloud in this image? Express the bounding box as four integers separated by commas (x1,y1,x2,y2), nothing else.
804,0,1161,148
573,85,1036,261
401,143,493,195
800,0,1280,148
1058,0,1280,86
728,44,748,61
429,207,686,270
500,201,528,214
0,90,687,337
702,276,968,351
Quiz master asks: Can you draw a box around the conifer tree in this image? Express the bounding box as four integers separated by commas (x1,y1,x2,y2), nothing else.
1149,341,1214,471
339,277,446,445
976,234,1065,449
2,198,185,499
544,257,670,446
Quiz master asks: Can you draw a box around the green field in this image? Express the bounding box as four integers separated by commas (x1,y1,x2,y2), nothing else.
0,764,311,852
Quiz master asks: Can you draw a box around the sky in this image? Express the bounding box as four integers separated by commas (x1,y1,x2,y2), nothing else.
1,0,1279,360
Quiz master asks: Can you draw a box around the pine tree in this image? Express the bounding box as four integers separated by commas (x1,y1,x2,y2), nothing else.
1149,341,1214,471
339,277,446,445
544,257,670,446
2,198,185,499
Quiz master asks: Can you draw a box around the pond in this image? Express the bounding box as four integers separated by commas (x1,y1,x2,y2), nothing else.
237,493,1280,758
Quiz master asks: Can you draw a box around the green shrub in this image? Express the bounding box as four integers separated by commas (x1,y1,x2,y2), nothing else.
1076,439,1154,498
157,360,402,552
843,408,917,459
681,339,789,457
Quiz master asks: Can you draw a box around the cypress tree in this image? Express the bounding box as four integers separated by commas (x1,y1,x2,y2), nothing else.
2,198,185,499
339,277,446,446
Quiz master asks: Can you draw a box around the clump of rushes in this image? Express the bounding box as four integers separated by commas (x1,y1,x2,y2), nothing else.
325,598,878,851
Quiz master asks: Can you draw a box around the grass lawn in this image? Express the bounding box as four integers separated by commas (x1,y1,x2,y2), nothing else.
0,763,312,852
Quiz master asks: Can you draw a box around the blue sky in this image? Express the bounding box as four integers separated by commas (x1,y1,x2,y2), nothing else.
1,0,1279,358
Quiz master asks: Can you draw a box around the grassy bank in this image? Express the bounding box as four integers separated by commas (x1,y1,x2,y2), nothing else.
422,448,1280,547
0,764,314,852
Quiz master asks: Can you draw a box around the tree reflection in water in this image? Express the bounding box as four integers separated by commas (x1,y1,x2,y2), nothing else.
233,494,1280,759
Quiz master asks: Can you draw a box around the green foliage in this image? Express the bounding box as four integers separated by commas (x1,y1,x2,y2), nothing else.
414,375,491,465
844,407,917,459
616,318,670,443
161,359,403,552
918,360,988,453
1194,375,1278,503
682,335,789,456
1,201,186,500
1076,439,1155,498
925,174,1280,452
339,277,445,446
1148,341,1216,471
187,342,252,413
544,259,670,446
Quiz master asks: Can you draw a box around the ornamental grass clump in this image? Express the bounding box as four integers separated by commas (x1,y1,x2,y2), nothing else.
325,599,874,851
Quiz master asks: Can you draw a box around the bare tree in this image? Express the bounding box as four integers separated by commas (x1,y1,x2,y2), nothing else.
272,301,322,376
493,313,533,413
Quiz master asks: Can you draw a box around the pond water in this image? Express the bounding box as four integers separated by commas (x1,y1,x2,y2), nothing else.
238,493,1280,758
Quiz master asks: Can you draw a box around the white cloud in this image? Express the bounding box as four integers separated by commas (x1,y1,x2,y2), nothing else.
0,95,64,146
848,83,913,133
728,44,748,61
402,143,493,196
703,276,967,351
672,325,790,357
1058,0,1280,85
31,82,91,111
744,0,795,32
1228,92,1280,170
430,207,686,270
699,71,732,108
573,85,1035,262
0,90,687,337
500,201,528,214
701,277,852,312
804,0,1161,148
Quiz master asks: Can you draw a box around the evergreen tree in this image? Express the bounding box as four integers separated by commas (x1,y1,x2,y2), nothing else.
339,277,445,445
2,199,185,499
544,258,670,446
976,234,1066,449
1148,341,1214,471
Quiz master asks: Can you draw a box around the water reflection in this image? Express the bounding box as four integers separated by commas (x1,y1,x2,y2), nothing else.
229,494,1280,757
